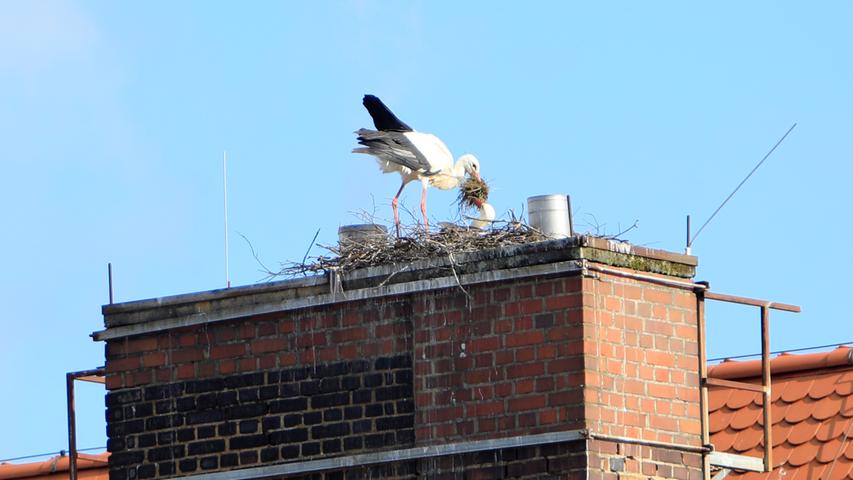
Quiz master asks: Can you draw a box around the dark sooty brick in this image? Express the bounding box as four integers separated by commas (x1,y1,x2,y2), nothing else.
311,392,349,408
352,419,372,434
303,411,322,425
376,415,413,431
263,416,282,431
311,422,350,439
227,403,267,419
239,419,259,434
375,385,409,401
239,451,258,465
187,439,225,456
281,445,300,459
302,442,321,456
322,439,342,454
344,406,363,419
218,421,237,436
200,456,218,470
229,434,268,450
157,462,175,476
344,437,363,451
323,408,343,421
283,414,301,427
179,458,197,473
136,464,155,480
269,427,308,444
270,397,308,413
260,447,279,462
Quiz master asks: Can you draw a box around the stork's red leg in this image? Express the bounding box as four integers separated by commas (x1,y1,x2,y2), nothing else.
391,182,406,238
420,185,429,236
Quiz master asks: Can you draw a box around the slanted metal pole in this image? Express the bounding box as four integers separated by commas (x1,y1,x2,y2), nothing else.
761,306,773,472
66,373,78,480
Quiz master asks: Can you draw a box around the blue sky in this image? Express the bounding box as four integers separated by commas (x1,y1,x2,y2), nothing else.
1,0,850,461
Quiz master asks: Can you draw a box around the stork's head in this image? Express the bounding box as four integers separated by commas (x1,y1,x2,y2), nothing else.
459,154,481,181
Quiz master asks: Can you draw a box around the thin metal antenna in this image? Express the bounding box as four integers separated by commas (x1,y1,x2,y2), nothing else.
689,123,797,249
685,215,691,255
223,151,231,288
107,263,113,304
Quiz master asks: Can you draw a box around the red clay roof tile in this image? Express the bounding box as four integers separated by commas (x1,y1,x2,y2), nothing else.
708,346,853,479
817,420,849,442
788,440,818,466
808,375,839,400
731,403,763,430
709,388,733,411
787,418,821,446
813,394,844,421
824,457,852,480
771,421,792,447
729,388,760,409
781,377,814,403
784,399,814,423
710,407,736,433
0,453,108,480
817,437,845,463
714,427,739,452
732,423,764,452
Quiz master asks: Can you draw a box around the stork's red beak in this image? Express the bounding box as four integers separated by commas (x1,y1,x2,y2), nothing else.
472,197,484,208
473,171,481,181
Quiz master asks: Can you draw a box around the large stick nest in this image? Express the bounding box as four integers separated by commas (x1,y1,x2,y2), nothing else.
279,219,546,277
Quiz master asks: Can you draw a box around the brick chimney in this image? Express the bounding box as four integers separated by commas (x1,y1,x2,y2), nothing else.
97,236,702,479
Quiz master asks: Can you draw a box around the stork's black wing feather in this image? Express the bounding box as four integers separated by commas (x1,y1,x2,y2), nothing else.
353,129,438,176
362,95,413,132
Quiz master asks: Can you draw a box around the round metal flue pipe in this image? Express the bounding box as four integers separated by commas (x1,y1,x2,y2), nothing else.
338,224,388,246
527,194,573,239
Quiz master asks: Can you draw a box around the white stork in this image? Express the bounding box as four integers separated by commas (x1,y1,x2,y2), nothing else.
353,94,482,237
470,200,496,229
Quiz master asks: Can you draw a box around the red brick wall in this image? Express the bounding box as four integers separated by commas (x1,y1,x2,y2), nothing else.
104,263,703,479
586,439,702,480
580,270,701,449
414,276,586,444
105,301,413,391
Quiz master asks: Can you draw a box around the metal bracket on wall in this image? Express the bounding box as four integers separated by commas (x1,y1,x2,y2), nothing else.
67,367,105,480
697,290,801,475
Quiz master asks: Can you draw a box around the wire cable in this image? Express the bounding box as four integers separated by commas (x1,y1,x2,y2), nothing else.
690,123,797,247
0,447,106,463
708,340,852,362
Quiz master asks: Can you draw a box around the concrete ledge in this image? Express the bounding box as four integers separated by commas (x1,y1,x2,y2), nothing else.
93,260,586,341
96,236,697,339
162,430,585,480
708,451,764,472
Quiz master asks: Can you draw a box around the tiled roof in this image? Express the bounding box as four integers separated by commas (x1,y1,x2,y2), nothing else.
0,453,108,480
708,346,853,479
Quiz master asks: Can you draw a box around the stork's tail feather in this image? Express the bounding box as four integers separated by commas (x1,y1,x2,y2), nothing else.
362,95,413,132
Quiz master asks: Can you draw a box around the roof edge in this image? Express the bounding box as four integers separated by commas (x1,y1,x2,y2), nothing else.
707,346,853,380
0,453,109,480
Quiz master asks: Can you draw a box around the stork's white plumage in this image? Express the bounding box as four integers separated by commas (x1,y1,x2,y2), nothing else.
354,94,482,237
470,201,496,229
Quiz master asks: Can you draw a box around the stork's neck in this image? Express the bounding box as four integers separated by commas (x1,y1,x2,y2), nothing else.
451,157,467,178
